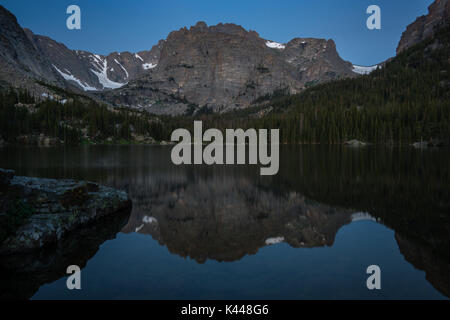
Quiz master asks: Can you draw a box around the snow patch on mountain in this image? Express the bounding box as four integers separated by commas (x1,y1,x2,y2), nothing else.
89,54,104,70
92,54,103,65
143,216,157,224
52,64,97,91
142,63,157,70
352,65,379,75
265,41,285,50
114,59,129,78
90,59,126,89
135,53,144,61
265,237,285,245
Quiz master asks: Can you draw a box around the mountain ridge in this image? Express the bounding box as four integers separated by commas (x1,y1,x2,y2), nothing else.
99,20,356,114
2,1,447,115
0,5,359,113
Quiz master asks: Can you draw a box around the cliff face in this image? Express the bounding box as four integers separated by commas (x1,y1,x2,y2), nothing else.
397,0,450,54
102,21,355,114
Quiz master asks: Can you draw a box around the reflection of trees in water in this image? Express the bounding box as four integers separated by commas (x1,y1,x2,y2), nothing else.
274,146,450,297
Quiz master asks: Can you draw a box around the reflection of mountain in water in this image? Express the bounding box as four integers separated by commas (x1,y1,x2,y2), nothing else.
0,208,130,300
273,146,450,298
121,172,354,263
396,234,450,298
0,145,448,298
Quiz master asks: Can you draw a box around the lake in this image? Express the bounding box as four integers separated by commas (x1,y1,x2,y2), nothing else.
0,145,448,299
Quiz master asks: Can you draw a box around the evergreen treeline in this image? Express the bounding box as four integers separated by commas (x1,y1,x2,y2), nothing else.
1,26,449,146
242,25,450,144
0,88,178,145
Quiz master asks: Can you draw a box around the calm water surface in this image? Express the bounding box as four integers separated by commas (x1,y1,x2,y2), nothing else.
0,145,448,299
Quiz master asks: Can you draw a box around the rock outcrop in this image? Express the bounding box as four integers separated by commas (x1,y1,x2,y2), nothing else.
0,169,131,254
397,0,450,54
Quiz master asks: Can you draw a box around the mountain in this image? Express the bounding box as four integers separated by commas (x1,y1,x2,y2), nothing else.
24,28,164,91
0,5,359,113
397,0,450,53
1,1,449,146
0,6,64,92
8,1,449,116
230,9,450,145
100,21,356,114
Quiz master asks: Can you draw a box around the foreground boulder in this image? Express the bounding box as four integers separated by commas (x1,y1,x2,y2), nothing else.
0,169,131,254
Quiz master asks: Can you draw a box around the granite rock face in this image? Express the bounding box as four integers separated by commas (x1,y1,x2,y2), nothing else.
102,22,356,114
0,170,131,255
397,0,450,54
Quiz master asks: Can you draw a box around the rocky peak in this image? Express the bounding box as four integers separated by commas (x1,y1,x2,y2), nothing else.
397,0,450,54
190,21,208,32
187,21,255,37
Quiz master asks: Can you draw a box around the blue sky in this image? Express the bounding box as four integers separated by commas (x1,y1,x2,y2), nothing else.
0,0,434,65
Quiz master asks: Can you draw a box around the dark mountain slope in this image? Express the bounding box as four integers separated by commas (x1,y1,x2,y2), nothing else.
0,6,64,93
397,0,450,53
